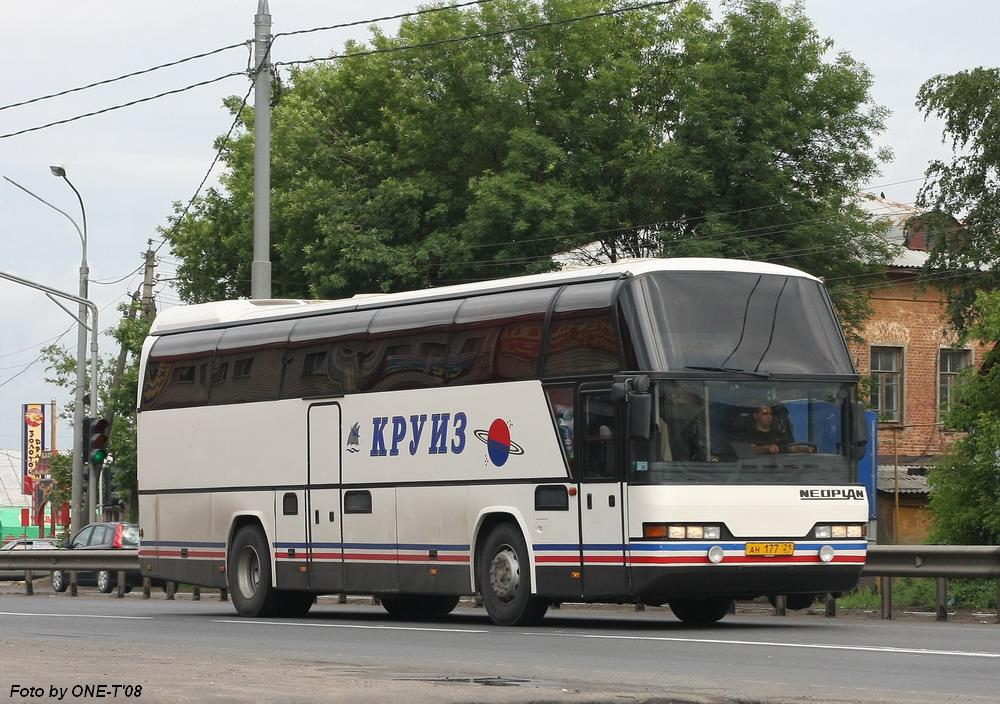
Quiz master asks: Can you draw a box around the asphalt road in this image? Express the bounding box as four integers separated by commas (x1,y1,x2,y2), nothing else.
1,587,999,704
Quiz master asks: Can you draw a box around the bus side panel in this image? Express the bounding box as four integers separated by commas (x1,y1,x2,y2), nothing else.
396,485,470,595
152,492,221,588
138,494,157,579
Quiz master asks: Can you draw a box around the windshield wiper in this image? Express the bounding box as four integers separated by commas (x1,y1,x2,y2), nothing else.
685,365,772,379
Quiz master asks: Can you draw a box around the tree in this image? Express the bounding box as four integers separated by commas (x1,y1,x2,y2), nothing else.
916,67,1000,335
928,291,1000,544
165,0,892,332
916,67,1000,543
41,297,149,520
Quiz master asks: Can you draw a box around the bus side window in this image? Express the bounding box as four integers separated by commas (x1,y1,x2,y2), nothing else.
581,392,618,481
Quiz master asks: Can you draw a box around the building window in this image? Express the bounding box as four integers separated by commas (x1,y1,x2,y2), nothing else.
939,349,971,417
870,346,903,422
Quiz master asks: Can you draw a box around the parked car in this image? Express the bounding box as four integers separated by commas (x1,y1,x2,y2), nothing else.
51,522,140,593
0,538,59,581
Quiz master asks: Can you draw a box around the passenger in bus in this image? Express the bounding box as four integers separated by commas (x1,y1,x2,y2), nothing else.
746,404,815,454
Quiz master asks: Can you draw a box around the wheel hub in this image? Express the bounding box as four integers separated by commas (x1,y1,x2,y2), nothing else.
236,545,260,600
489,546,520,602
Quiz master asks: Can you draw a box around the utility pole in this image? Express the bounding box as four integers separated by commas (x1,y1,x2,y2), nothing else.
251,0,272,299
141,246,157,322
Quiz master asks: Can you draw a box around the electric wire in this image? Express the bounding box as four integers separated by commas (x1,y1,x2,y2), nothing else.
274,1,496,40
0,72,246,140
0,40,251,114
276,0,683,69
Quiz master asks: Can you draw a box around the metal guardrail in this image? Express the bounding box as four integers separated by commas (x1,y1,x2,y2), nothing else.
863,545,1000,578
2,545,997,622
0,549,138,573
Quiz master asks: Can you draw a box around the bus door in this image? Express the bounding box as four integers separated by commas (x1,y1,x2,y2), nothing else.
307,403,344,592
577,387,628,597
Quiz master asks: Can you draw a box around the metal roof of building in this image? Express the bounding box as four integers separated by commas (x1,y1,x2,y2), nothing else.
877,465,930,494
0,450,29,508
859,193,928,270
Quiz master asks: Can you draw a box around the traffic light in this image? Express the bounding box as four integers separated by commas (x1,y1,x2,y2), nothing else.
86,416,110,468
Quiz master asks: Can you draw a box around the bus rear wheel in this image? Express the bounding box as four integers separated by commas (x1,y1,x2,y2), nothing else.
669,597,732,626
227,525,278,617
478,523,548,626
381,595,460,620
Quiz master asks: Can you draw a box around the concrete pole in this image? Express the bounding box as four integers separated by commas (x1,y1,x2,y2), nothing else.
251,0,272,299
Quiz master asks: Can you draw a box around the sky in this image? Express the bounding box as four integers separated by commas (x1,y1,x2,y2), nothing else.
0,0,997,455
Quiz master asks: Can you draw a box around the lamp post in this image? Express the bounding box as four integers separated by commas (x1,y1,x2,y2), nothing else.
3,167,94,536
49,164,98,530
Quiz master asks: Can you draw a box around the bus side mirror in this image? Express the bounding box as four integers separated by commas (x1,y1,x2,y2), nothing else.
629,392,652,440
849,401,868,461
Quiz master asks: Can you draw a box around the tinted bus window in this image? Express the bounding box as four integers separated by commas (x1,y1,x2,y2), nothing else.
211,320,294,405
544,280,621,377
363,300,461,392
142,329,223,411
449,287,556,385
283,309,374,398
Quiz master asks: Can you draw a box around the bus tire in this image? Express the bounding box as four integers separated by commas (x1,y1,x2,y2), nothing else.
274,591,316,618
478,522,548,626
669,597,732,626
227,524,277,617
381,595,460,620
769,593,817,611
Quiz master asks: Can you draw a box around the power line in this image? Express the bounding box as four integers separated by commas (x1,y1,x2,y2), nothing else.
90,262,147,286
276,0,683,69
274,1,496,40
0,72,246,141
153,80,256,256
0,40,251,114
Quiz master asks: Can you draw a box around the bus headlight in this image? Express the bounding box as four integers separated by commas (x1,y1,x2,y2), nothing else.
707,545,725,564
815,525,832,539
818,545,836,563
814,524,866,539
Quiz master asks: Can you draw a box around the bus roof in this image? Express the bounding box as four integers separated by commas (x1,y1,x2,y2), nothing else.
149,257,821,335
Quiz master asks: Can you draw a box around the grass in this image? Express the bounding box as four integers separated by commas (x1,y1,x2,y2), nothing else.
837,578,997,610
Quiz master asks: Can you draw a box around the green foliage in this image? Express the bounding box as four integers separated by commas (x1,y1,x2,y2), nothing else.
838,579,996,610
41,297,148,520
916,67,1000,336
164,0,891,332
928,290,1000,544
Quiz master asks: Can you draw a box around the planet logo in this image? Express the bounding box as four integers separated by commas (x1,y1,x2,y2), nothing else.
474,418,525,467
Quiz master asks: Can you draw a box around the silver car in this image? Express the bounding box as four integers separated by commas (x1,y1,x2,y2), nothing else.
0,538,58,580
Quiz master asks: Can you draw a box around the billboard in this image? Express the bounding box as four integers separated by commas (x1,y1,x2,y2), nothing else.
21,403,46,494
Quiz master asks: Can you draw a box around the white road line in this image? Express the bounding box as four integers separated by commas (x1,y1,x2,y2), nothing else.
213,619,487,634
522,631,1000,659
0,611,153,621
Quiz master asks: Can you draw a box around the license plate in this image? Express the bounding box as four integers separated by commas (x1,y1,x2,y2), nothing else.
745,542,795,557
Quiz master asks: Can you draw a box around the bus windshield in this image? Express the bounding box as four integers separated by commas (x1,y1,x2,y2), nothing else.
623,271,854,375
629,380,854,485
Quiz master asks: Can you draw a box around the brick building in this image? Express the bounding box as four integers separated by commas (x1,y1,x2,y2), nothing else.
850,195,990,542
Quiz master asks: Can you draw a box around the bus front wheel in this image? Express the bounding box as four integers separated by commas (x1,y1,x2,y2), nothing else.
669,597,732,626
478,523,548,626
228,525,277,617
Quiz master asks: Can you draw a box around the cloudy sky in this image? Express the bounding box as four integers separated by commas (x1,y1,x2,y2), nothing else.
0,0,996,453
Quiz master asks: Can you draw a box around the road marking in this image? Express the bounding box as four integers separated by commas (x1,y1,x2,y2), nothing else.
214,619,487,634
523,631,1000,659
0,611,153,621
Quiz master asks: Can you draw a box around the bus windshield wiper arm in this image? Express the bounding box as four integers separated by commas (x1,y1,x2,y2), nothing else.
685,365,771,379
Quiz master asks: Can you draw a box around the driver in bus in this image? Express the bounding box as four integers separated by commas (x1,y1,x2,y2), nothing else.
746,404,816,454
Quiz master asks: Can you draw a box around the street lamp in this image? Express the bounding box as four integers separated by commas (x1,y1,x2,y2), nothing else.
3,167,95,536
49,164,97,534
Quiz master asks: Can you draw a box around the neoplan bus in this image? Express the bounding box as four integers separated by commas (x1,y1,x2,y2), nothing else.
137,258,869,626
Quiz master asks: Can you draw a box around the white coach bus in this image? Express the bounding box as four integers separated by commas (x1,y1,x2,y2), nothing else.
137,258,870,626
